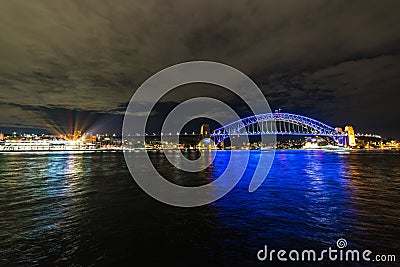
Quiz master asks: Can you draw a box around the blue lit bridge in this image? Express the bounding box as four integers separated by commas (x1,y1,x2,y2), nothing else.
125,112,376,148
210,112,349,146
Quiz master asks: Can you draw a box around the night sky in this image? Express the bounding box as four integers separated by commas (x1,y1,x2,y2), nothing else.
0,1,399,137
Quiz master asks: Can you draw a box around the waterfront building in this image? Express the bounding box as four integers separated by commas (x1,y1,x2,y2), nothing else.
345,126,356,147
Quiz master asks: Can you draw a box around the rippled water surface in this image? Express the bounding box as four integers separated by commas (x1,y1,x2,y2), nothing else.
0,150,399,266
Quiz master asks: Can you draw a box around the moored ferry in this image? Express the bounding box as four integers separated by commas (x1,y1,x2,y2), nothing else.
0,140,96,152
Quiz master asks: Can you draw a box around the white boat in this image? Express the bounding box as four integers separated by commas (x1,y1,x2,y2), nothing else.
302,142,321,149
0,140,96,152
302,142,353,152
323,145,353,153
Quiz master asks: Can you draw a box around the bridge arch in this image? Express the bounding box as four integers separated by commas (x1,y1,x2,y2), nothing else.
210,113,346,146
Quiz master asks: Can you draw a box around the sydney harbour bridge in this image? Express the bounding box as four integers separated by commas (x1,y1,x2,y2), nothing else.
210,112,351,147
131,112,377,148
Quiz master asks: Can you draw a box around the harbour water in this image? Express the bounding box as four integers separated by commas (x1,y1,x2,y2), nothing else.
0,150,399,266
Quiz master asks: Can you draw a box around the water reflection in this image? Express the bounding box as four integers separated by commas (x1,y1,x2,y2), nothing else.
338,152,400,253
210,150,384,252
0,152,99,265
0,150,399,266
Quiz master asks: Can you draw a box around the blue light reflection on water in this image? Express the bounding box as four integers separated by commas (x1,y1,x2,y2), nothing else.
0,150,399,266
209,150,399,262
211,151,355,251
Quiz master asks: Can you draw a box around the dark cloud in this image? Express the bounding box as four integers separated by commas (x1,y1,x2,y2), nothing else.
0,0,399,137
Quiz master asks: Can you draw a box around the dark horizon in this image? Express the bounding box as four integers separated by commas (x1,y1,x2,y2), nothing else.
0,1,399,138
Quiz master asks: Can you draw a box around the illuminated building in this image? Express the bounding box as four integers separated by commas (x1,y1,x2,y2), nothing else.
344,126,356,147
73,130,83,141
200,124,210,138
